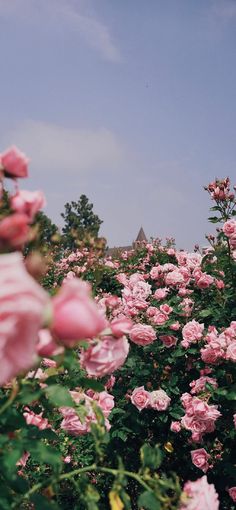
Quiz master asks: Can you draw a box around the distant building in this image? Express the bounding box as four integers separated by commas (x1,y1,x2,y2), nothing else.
106,227,148,256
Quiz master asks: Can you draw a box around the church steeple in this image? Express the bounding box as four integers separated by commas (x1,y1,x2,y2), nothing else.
135,226,147,243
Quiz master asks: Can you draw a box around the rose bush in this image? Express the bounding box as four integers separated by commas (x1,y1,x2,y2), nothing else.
0,147,235,509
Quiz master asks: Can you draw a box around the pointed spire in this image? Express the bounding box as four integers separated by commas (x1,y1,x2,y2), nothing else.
135,227,147,243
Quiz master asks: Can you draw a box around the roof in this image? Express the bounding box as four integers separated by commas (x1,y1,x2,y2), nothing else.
135,227,147,243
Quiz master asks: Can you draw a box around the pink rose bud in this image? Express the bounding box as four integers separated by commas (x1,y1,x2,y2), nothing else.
1,146,29,178
51,279,106,346
0,213,30,248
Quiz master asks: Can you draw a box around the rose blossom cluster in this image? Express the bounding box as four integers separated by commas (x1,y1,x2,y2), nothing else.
223,219,236,255
201,322,236,364
180,393,221,442
179,476,219,510
120,273,152,316
189,376,218,395
60,389,114,435
0,146,46,249
0,145,131,386
206,177,232,202
130,386,171,411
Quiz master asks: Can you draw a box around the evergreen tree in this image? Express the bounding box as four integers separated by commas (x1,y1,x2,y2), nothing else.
61,195,103,250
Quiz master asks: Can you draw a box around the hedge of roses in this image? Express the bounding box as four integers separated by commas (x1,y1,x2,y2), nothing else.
0,146,236,509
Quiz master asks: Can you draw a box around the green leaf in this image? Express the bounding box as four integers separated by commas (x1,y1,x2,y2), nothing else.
45,385,74,407
140,444,162,470
208,216,220,223
80,378,104,392
138,491,160,510
18,388,42,405
199,309,212,318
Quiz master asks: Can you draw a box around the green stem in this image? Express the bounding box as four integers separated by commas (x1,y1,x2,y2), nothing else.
16,463,152,506
0,380,19,416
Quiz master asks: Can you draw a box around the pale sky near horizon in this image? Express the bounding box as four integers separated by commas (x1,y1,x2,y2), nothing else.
0,0,236,249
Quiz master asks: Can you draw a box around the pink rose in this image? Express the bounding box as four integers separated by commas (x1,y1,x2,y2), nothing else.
23,408,51,430
170,421,181,432
0,213,30,248
131,386,150,411
228,487,236,502
234,413,236,428
159,335,177,348
51,279,106,346
98,391,115,417
223,219,236,237
181,320,204,348
160,304,172,314
196,272,214,289
150,266,161,279
149,389,171,411
129,324,156,346
170,321,180,331
0,252,49,386
152,312,168,325
10,190,46,222
110,317,133,337
80,335,129,377
191,448,210,472
60,406,91,436
154,288,169,299
1,146,29,178
165,270,184,286
180,476,219,510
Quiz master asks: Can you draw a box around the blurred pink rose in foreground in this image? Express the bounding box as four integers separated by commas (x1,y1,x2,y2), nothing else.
36,328,63,357
51,279,106,346
1,146,29,178
0,253,49,386
11,190,46,222
0,213,30,248
80,335,129,377
180,476,219,510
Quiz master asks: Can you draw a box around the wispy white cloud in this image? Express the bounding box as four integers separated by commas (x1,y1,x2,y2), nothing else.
211,0,236,21
2,120,125,177
0,0,122,62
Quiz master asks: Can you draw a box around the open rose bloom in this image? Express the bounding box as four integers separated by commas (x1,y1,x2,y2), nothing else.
0,253,49,385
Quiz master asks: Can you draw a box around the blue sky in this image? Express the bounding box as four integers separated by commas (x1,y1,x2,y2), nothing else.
0,0,236,248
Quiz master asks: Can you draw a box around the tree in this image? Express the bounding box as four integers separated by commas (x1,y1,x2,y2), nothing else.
61,194,103,250
24,211,60,256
